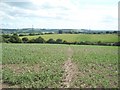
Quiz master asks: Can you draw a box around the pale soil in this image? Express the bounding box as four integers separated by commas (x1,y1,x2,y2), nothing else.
1,83,9,88
2,63,41,74
61,47,78,88
1,83,20,88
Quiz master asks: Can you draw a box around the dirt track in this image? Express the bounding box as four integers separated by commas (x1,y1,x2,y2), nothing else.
62,47,78,88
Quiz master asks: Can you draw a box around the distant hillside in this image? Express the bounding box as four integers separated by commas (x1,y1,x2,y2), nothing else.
1,28,75,34
20,34,119,43
1,28,118,34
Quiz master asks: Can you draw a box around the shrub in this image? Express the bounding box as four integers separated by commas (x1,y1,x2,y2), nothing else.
47,38,56,44
34,37,45,43
22,37,29,43
2,34,11,38
56,39,62,44
29,39,36,43
113,42,120,46
63,40,68,44
58,30,63,34
9,34,22,43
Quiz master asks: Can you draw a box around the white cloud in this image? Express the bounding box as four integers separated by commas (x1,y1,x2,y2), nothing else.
0,0,119,30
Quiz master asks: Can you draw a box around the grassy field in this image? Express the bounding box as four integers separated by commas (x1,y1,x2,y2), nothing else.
20,34,118,43
2,44,118,88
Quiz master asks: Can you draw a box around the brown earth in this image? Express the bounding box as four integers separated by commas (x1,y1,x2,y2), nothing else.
1,83,20,88
61,47,78,88
1,83,10,88
2,63,41,74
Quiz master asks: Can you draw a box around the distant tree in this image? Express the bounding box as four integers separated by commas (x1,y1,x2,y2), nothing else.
0,35,2,43
29,33,35,36
22,37,29,43
63,40,68,44
106,31,110,34
113,31,118,34
29,39,36,43
2,34,11,38
113,42,120,46
19,34,26,36
93,33,97,34
97,41,102,44
56,39,62,44
47,38,56,43
1,34,11,43
9,34,22,43
58,30,63,34
34,36,45,43
2,37,10,43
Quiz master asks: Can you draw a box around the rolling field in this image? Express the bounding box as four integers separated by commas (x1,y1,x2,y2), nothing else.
2,44,118,88
20,34,118,43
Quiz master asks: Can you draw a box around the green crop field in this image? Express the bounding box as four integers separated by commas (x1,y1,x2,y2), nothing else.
2,44,118,88
2,44,67,88
71,45,118,88
20,34,118,43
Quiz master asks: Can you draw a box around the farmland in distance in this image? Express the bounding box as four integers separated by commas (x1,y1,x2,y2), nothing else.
20,34,119,43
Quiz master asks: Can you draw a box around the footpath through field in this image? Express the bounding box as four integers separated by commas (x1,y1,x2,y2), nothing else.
61,46,78,88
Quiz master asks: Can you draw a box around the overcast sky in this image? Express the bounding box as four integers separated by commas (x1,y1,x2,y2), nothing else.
0,0,119,30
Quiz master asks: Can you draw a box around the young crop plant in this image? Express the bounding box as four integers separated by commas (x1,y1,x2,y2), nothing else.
71,45,118,88
2,44,68,88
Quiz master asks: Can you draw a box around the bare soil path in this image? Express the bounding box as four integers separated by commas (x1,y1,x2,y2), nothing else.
61,46,78,88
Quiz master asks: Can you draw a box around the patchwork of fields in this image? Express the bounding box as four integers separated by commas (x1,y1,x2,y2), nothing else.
20,34,119,43
2,44,118,88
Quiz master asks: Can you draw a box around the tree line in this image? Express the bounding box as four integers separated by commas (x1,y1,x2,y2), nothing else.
1,34,120,46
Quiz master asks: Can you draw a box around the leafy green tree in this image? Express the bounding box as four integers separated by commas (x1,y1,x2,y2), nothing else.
56,39,62,44
97,41,102,45
63,40,68,44
2,34,11,38
29,33,35,36
58,30,63,34
34,37,45,43
47,38,56,43
29,39,36,43
9,34,22,43
0,35,2,43
22,37,29,43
